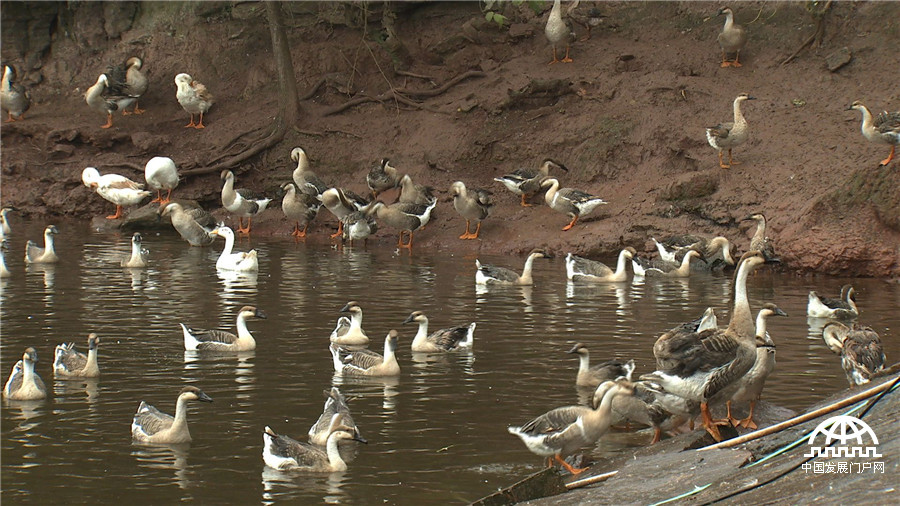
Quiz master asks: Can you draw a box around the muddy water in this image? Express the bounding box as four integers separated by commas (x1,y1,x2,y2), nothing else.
1,221,898,504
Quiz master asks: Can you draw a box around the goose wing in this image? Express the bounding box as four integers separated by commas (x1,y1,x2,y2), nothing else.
54,343,88,373
4,360,24,395
654,328,738,377
569,254,613,278
25,240,45,261
875,111,900,137
265,428,325,466
133,402,174,437
185,326,239,345
341,348,384,370
185,207,217,229
477,263,519,283
843,327,885,380
707,122,734,141
429,326,471,351
557,187,597,204
517,405,590,435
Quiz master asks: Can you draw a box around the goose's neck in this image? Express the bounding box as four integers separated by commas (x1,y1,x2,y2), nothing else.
411,321,430,348
22,359,35,385
130,240,143,261
236,314,253,340
577,354,591,375
857,105,874,134
84,348,100,375
550,0,562,18
325,433,348,471
222,177,235,201
220,232,235,257
543,180,559,205
755,313,769,339
615,250,630,275
349,312,363,332
733,99,747,125
751,219,766,245
44,232,56,254
723,11,735,30
172,396,191,435
520,254,538,283
295,152,308,173
727,259,755,337
678,252,694,272
383,339,395,361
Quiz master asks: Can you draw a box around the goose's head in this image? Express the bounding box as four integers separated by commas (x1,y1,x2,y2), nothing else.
567,342,589,356
736,250,767,273
847,100,865,112
132,232,142,245
45,225,59,236
539,177,560,190
622,247,637,260
386,329,399,351
735,93,756,103
23,347,38,364
402,311,428,325
209,226,235,240
541,159,569,173
449,181,466,197
290,147,307,164
81,167,101,188
2,64,13,83
340,301,362,316
238,305,267,321
742,212,766,224
126,56,142,70
280,182,297,196
174,73,192,86
87,333,100,350
591,379,635,409
717,6,733,17
755,303,787,345
96,74,109,88
528,248,553,260
178,386,213,403
822,322,849,353
158,202,181,218
326,413,368,444
220,170,234,183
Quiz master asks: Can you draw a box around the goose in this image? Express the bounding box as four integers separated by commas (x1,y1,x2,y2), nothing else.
716,7,747,67
0,240,10,278
329,302,369,346
341,204,379,246
3,347,46,400
220,170,271,235
656,236,736,270
53,333,101,378
707,93,755,169
159,202,216,247
84,73,136,129
131,386,213,444
366,158,401,199
808,285,859,319
605,379,697,445
403,311,476,353
566,247,635,283
632,249,701,278
847,101,900,166
82,167,151,219
508,379,634,474
209,226,258,272
121,232,149,268
174,73,214,129
640,250,768,441
264,414,366,472
122,57,148,114
24,225,59,264
649,307,721,370
569,4,605,41
181,305,267,352
398,174,436,205
475,248,550,286
545,0,577,64
370,200,436,250
450,181,493,240
494,159,568,207
144,156,179,205
290,147,329,196
728,303,787,429
319,187,369,238
1,64,30,122
331,330,401,377
567,343,634,388
742,213,777,262
308,388,364,446
0,206,13,238
822,322,885,386
281,182,321,238
540,178,607,231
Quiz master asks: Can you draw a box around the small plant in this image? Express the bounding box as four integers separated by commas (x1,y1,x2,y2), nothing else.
482,0,508,28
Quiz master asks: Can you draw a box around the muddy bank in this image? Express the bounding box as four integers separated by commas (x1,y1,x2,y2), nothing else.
1,1,898,276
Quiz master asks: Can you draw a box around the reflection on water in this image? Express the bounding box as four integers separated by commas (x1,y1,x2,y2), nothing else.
1,221,898,504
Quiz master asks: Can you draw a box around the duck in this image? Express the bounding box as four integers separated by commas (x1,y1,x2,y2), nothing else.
181,305,267,352
366,158,401,199
319,187,369,238
281,182,321,238
53,333,101,378
329,301,369,346
567,343,634,388
3,347,46,400
565,247,636,283
84,73,137,129
82,167,151,219
264,414,366,472
159,202,216,247
545,0,577,64
402,311,476,353
131,386,213,444
330,330,401,377
209,225,258,272
450,181,493,240
370,200,437,250
540,178,607,231
640,250,768,441
121,232,149,268
341,204,379,246
290,147,329,196
144,156,179,205
728,303,788,429
398,174,436,205
808,285,859,319
1,64,30,122
847,101,900,166
742,213,777,262
716,7,748,67
707,93,755,169
494,159,568,207
122,57,148,114
822,322,885,386
220,170,271,235
174,73,214,129
508,379,634,474
476,248,550,286
24,225,59,264
0,206,14,238
0,240,10,278
632,249,701,278
308,387,364,446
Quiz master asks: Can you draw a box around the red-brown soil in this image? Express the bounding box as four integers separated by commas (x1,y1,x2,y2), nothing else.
1,1,898,276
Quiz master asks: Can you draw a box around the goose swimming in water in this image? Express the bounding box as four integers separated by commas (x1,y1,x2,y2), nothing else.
131,386,213,444
329,301,369,346
822,322,885,386
707,93,755,169
566,247,635,283
568,343,634,388
121,232,149,268
808,285,858,319
3,347,46,400
308,387,364,446
540,178,607,231
331,331,401,377
82,167,151,220
632,249,701,278
221,170,271,235
53,333,101,379
0,206,14,239
847,101,900,167
209,226,258,272
495,159,568,207
403,311,476,353
181,305,267,352
24,225,59,264
264,414,366,472
0,240,10,278
476,248,551,286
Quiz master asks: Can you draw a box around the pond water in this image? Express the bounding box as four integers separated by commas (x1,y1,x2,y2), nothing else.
1,221,898,504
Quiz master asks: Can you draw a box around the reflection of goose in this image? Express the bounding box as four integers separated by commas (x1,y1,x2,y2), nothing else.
822,322,885,386
209,226,259,272
331,331,400,377
308,387,364,446
264,414,366,472
808,285,858,319
24,225,59,264
1,240,11,278
181,305,267,352
132,386,213,444
3,347,46,400
121,232,149,268
330,301,369,346
567,343,633,388
403,311,475,352
53,333,101,378
476,249,550,286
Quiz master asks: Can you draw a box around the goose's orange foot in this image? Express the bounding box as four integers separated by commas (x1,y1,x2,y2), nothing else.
554,455,588,475
562,217,578,231
101,114,114,129
879,146,895,166
106,206,123,220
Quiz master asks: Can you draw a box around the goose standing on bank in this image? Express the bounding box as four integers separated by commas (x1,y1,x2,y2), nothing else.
366,158,401,199
264,414,367,472
728,303,787,429
24,225,59,264
808,285,859,319
494,159,568,207
319,187,369,238
707,93,755,169
121,232,149,268
403,311,476,353
181,305,267,352
209,225,258,272
341,204,379,246
174,73,214,129
82,167,151,219
540,178,607,231
291,147,329,196
716,7,747,67
397,174,436,206
331,330,401,377
121,57,148,114
822,322,885,386
308,387,364,446
221,170,271,235
847,101,900,167
450,181,493,240
144,156,179,205
281,182,321,238
370,200,436,250
568,343,634,388
53,333,101,378
159,202,216,247
330,301,369,346
742,213,777,262
1,64,30,122
476,248,551,286
3,347,46,400
84,72,136,129
131,386,213,444
545,0,577,64
566,247,636,283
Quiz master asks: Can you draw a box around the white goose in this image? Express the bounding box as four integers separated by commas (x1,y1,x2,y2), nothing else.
53,333,101,378
221,170,271,235
174,73,214,129
121,232,149,268
329,301,369,346
144,156,179,205
0,240,10,278
3,347,46,400
209,226,258,272
808,285,859,319
131,386,213,444
24,225,59,264
331,331,401,377
82,167,151,219
181,305,267,352
0,206,14,238
566,247,636,282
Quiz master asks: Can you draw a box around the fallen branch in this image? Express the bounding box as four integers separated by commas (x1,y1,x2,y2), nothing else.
565,470,618,490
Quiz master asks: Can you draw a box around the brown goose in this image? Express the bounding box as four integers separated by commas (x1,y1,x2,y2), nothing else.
567,343,634,388
742,213,777,262
319,187,369,238
847,101,900,166
398,174,436,205
403,311,476,352
281,182,321,238
264,414,366,471
450,181,493,240
822,322,885,386
180,306,267,352
53,333,101,378
540,178,607,231
728,303,787,429
475,248,551,286
707,93,755,169
159,202,216,247
366,158,401,199
716,7,747,67
566,248,636,283
131,386,213,444
370,200,436,250
84,73,136,129
291,147,329,196
308,388,364,446
494,159,568,207
331,330,401,377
